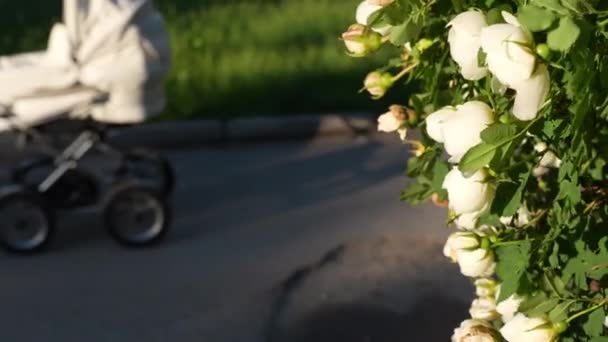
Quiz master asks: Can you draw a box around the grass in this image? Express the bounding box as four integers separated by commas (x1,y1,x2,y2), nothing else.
0,0,405,119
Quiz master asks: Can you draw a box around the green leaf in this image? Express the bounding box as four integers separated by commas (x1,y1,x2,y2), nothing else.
560,0,596,14
382,3,408,25
491,171,530,217
530,0,569,14
430,160,449,192
557,180,581,203
526,297,560,317
561,240,608,289
547,16,580,51
491,182,520,217
519,292,548,312
480,124,517,145
486,8,504,25
549,300,576,322
517,5,557,32
543,273,567,296
389,19,421,46
400,182,432,205
583,307,606,337
458,142,496,173
496,242,532,302
590,338,608,342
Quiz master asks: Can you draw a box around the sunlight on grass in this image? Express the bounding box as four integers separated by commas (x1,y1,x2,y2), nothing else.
0,0,399,119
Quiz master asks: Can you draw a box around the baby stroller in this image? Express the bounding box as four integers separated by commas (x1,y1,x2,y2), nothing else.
0,0,174,253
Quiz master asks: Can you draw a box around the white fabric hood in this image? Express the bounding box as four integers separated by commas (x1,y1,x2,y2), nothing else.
0,0,171,126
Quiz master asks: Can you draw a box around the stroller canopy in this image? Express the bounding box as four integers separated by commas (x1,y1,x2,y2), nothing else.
0,0,171,127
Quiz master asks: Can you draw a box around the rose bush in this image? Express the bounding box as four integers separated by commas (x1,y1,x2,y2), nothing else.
344,0,608,340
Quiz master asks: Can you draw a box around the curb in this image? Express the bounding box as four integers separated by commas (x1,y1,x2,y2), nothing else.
0,114,378,159
110,113,376,148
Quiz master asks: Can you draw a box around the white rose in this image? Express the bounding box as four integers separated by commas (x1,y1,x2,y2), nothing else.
447,10,488,80
440,101,495,163
539,150,561,169
496,292,524,323
443,231,479,262
458,248,496,278
455,212,501,235
470,296,499,320
443,231,496,278
534,142,548,153
604,315,608,328
452,319,500,342
443,167,495,215
425,106,455,143
512,64,551,120
500,206,531,228
480,12,550,121
377,105,407,140
500,314,557,342
475,278,498,298
425,102,494,162
356,0,391,35
455,210,483,230
480,12,535,87
533,145,561,177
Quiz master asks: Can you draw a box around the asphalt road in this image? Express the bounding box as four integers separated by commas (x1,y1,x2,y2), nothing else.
0,135,472,342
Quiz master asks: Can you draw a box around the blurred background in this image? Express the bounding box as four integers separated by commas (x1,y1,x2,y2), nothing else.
0,1,470,341
0,0,408,119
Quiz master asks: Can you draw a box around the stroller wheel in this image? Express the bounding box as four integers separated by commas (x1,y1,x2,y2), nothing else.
103,184,170,246
0,189,54,253
119,149,175,198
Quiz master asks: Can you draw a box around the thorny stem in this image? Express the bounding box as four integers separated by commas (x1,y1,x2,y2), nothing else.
392,63,419,82
566,301,607,324
523,209,549,228
492,239,537,247
592,262,608,271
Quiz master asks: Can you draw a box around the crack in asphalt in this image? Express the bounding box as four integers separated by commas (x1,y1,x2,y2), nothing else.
264,243,347,342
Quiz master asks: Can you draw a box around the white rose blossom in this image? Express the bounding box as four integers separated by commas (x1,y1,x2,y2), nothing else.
470,296,499,320
443,231,478,262
377,105,407,140
480,12,550,121
447,10,488,80
512,64,551,121
533,146,562,177
443,231,496,278
452,319,500,342
425,106,454,143
355,0,391,35
426,101,495,163
454,211,482,230
443,167,495,215
458,248,496,278
500,206,531,228
500,313,558,342
475,278,498,298
495,291,524,323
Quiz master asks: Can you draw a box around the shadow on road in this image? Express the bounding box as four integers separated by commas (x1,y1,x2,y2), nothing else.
276,295,467,342
171,138,406,242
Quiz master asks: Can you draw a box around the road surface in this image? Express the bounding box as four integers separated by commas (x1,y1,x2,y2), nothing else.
0,135,471,342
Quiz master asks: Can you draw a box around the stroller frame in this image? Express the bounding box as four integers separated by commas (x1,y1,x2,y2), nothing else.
0,107,175,253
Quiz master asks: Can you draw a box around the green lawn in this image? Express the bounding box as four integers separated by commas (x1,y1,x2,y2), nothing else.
0,0,403,119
